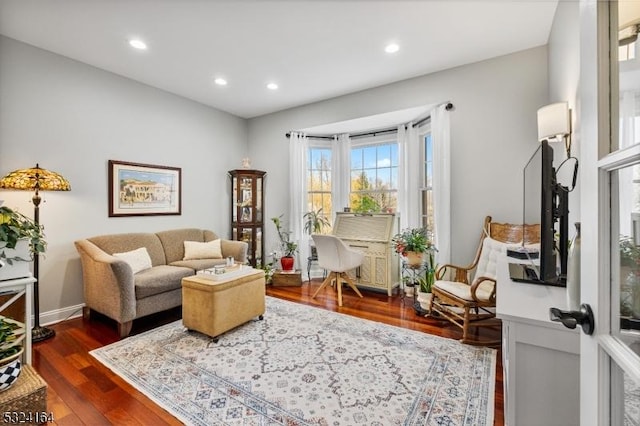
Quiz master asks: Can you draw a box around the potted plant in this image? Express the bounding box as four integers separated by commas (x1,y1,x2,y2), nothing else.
271,215,298,271
259,252,277,285
0,315,26,391
416,250,437,313
303,208,331,260
0,205,46,280
391,227,434,266
303,208,331,235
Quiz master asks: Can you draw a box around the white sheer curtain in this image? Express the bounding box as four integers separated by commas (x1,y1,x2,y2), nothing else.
289,131,308,269
332,133,351,217
397,123,421,230
432,104,451,265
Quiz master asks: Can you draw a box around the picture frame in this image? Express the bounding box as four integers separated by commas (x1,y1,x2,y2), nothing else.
108,160,181,217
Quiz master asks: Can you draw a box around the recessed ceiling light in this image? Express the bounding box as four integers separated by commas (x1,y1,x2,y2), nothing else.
385,43,400,54
267,82,279,90
214,78,228,86
129,39,147,50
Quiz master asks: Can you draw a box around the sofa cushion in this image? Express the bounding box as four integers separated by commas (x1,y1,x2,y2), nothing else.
156,228,219,264
170,258,226,271
184,239,222,260
89,233,167,266
134,265,194,299
113,247,152,274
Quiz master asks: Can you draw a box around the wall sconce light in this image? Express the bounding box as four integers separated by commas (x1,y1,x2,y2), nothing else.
537,101,572,156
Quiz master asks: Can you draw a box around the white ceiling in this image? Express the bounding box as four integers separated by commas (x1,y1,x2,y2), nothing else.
0,0,559,119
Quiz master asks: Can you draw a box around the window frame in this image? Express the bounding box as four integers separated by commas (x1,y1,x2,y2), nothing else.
306,141,333,225
418,124,434,233
349,134,399,213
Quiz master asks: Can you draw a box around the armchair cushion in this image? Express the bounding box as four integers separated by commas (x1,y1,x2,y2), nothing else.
474,237,508,281
183,239,222,260
113,247,153,274
434,279,494,302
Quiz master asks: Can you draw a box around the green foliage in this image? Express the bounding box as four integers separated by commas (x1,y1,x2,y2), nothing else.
391,227,434,254
353,196,381,213
418,250,437,293
259,259,276,284
271,214,298,257
349,172,395,214
0,206,46,265
0,316,23,360
620,235,640,270
303,208,331,235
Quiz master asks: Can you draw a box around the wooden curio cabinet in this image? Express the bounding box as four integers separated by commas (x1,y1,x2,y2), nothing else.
228,169,266,267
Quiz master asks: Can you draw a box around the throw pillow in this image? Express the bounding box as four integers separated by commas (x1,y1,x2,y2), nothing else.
183,239,222,260
113,247,153,274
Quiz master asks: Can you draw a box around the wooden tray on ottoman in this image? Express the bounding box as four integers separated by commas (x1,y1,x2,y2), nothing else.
272,270,302,287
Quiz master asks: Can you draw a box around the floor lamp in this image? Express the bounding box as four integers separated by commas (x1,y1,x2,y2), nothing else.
0,164,71,342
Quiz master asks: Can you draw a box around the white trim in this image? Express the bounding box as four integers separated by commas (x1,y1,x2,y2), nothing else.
349,133,397,147
597,142,640,170
39,303,84,326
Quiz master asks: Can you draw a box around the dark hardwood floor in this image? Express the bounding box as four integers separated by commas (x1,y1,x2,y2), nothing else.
33,280,504,425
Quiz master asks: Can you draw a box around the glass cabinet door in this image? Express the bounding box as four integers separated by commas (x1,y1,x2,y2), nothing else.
229,169,265,267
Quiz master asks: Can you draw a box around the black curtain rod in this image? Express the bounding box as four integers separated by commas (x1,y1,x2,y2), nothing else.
286,102,453,140
285,132,333,140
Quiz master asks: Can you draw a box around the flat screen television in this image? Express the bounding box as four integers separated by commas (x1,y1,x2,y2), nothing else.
517,140,568,286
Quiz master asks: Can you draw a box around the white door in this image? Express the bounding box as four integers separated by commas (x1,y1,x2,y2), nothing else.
580,1,640,424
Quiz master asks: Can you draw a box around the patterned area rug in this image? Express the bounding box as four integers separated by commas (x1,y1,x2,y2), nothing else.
91,296,496,425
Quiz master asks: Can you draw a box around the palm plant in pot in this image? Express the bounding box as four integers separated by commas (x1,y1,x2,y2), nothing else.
0,205,46,280
271,215,298,271
416,249,438,314
303,208,331,235
303,208,331,259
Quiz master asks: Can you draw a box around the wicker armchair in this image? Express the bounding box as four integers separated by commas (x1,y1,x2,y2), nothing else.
429,216,540,345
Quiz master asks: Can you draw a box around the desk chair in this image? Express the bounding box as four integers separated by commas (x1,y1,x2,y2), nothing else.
311,234,364,306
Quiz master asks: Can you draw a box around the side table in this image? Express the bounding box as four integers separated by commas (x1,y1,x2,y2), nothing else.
401,262,430,315
0,275,35,365
272,270,302,287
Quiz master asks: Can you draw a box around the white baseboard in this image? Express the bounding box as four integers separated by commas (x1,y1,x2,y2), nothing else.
38,303,84,326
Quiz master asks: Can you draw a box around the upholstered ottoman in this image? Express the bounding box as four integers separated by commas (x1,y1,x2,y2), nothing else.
182,269,265,341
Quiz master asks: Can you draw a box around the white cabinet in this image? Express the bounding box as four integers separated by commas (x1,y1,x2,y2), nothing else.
496,256,580,426
0,275,35,365
333,213,399,296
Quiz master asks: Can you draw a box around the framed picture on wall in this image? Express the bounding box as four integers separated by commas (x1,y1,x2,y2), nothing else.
108,160,181,217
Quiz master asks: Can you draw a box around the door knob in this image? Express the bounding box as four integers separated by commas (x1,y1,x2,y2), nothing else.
549,303,595,335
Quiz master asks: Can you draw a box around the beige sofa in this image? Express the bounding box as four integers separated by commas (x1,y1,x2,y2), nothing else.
74,228,248,338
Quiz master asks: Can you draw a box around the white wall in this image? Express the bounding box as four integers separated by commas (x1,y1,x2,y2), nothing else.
548,0,581,227
0,36,248,322
248,46,549,265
